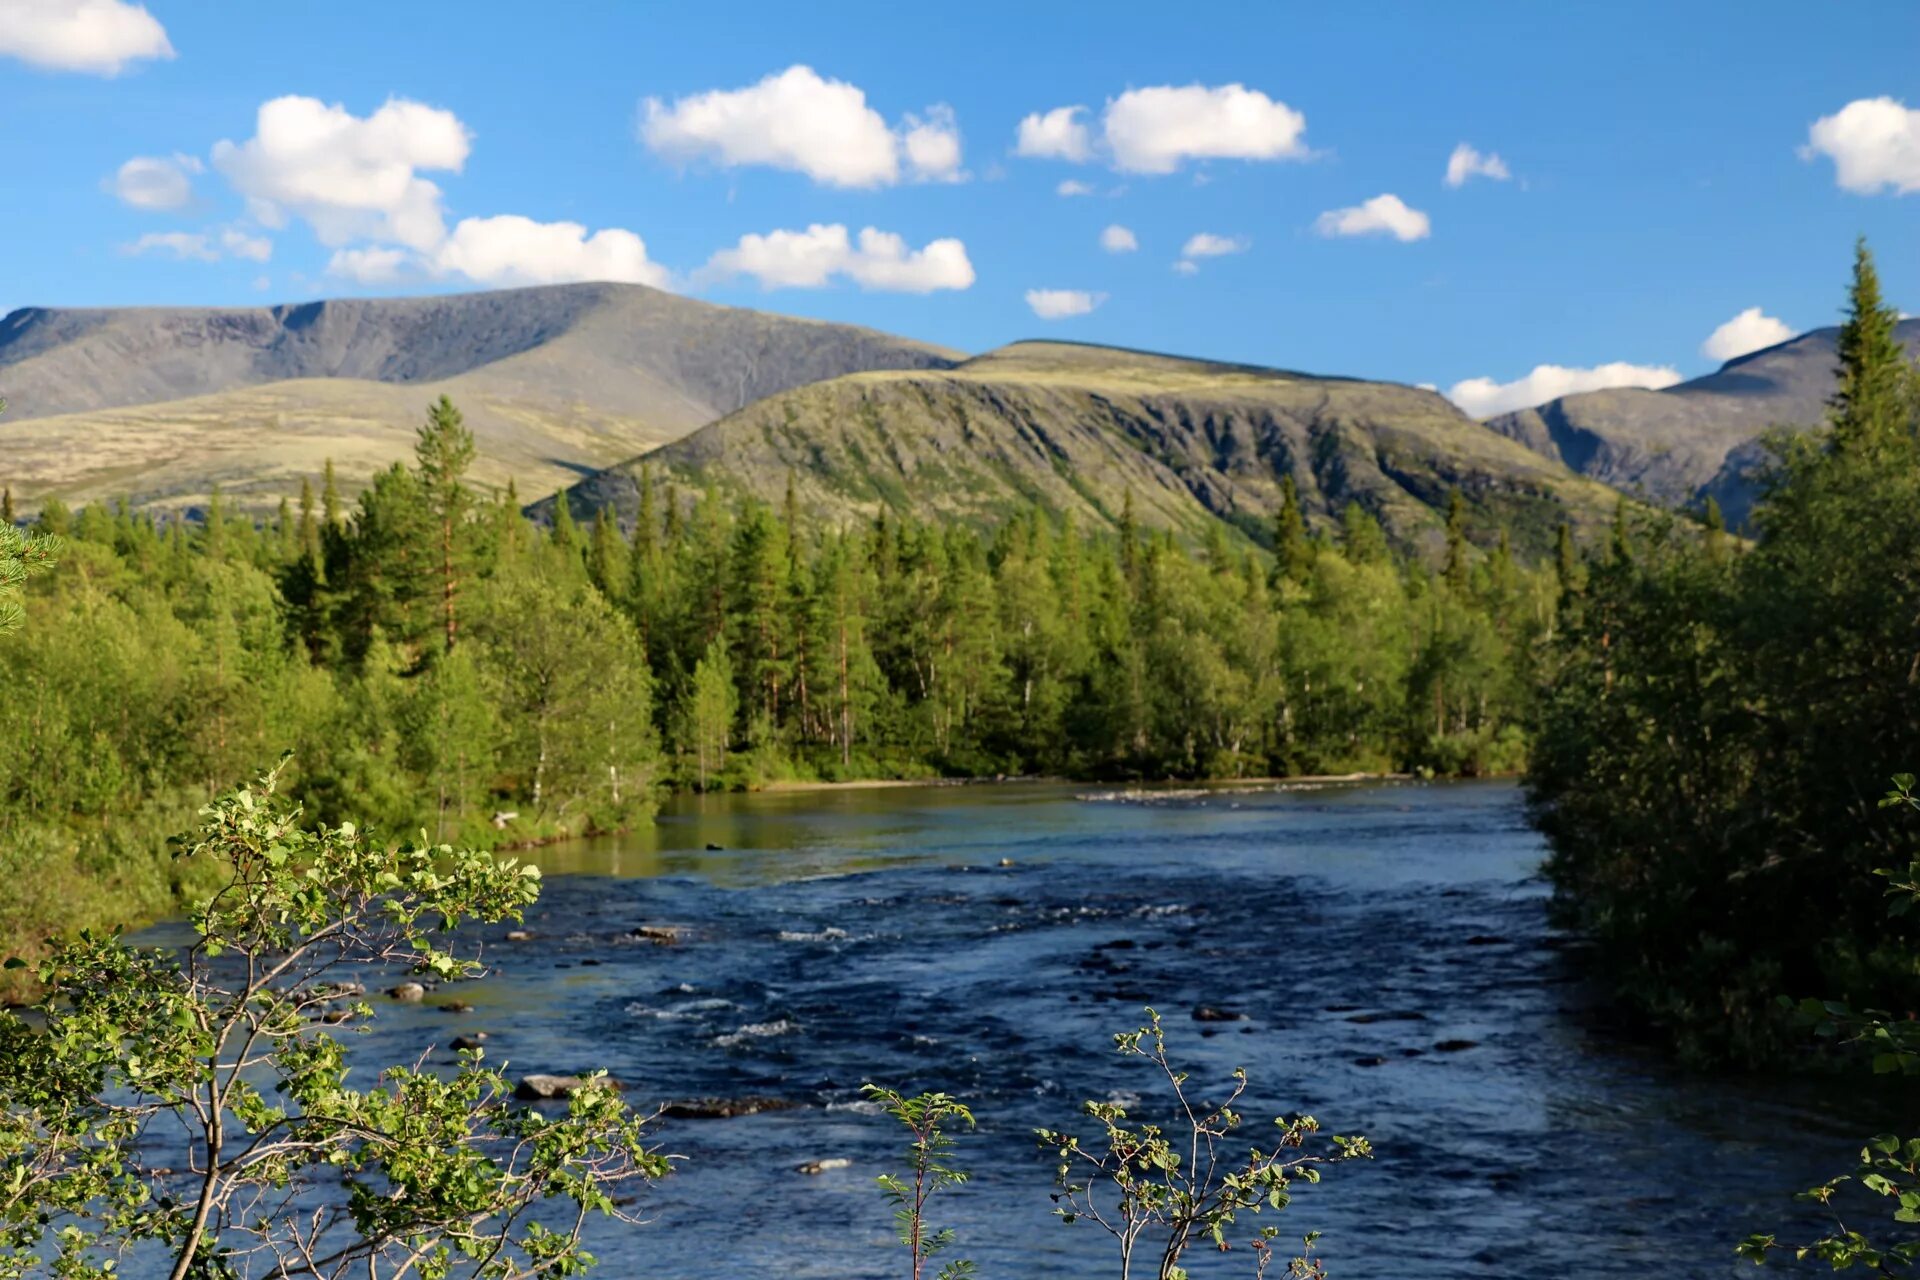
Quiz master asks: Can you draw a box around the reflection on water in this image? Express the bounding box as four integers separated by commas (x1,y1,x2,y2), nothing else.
195,780,1905,1276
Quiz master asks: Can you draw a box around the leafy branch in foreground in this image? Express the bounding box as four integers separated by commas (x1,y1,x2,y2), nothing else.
1739,775,1920,1272
1037,1008,1370,1280
864,1085,975,1280
0,761,667,1280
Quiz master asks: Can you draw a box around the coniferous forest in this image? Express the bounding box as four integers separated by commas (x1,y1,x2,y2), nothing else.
1,387,1568,977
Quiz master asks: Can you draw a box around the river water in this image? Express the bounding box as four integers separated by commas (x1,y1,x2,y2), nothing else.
338,779,1880,1277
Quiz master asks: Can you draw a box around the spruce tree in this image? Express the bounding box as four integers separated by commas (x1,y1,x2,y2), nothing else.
2,486,13,526
550,487,581,561
1830,238,1909,456
1271,475,1309,585
321,458,342,527
1442,490,1471,590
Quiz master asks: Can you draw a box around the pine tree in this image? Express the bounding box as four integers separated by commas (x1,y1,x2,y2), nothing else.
415,396,477,650
2,486,14,526
1272,475,1309,585
1117,488,1139,578
1829,238,1909,456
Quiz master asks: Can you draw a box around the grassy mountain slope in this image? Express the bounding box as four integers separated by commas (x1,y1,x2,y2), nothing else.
539,340,1630,558
1483,319,1920,520
0,283,960,513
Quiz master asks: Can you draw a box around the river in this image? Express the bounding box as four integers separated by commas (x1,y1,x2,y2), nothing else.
332,778,1879,1277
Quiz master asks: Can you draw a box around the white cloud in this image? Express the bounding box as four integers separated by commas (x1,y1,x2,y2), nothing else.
1056,179,1095,197
1172,260,1199,277
902,104,965,182
1445,362,1684,419
0,0,172,74
122,225,271,264
1180,232,1247,258
123,231,217,262
327,246,411,285
212,95,471,251
1444,142,1510,188
430,215,670,288
1015,105,1093,162
642,65,958,188
1100,224,1138,253
702,223,973,293
1803,97,1920,195
110,153,202,210
1314,193,1431,242
1026,288,1104,319
219,228,272,263
1103,83,1307,174
1701,306,1795,362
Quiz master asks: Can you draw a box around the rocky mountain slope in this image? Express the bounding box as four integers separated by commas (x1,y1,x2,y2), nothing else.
0,284,960,512
536,340,1630,558
1483,319,1920,523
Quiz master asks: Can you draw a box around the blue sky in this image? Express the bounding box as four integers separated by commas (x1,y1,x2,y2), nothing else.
2,0,1916,415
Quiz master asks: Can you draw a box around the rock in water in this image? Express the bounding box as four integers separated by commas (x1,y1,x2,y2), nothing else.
515,1074,623,1101
387,982,426,1002
795,1158,851,1175
1192,1006,1248,1022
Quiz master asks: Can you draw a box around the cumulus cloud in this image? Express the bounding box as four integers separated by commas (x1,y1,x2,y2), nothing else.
1015,106,1093,162
1180,232,1247,258
1444,142,1509,188
212,95,471,251
901,104,965,182
1314,193,1431,241
328,246,411,285
642,65,962,187
1701,307,1795,362
1103,83,1307,174
111,153,202,210
702,223,974,293
1100,224,1138,253
1803,97,1920,195
1445,362,1683,419
0,0,172,74
1056,179,1095,197
1026,288,1104,319
430,215,670,288
1172,260,1199,277
122,225,270,264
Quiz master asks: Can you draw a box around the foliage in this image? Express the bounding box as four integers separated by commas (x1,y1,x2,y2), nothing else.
2,388,1562,972
863,1085,975,1280
1527,240,1920,1065
1739,777,1920,1271
1036,1009,1369,1280
0,762,665,1280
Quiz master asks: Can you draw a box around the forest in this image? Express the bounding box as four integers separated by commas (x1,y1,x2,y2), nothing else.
1528,243,1920,1067
0,394,1567,977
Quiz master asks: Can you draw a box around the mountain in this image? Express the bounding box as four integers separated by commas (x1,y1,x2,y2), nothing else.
0,283,960,513
534,340,1631,558
1483,319,1920,524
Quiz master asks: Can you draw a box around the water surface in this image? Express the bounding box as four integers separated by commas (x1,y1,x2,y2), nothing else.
346,779,1879,1277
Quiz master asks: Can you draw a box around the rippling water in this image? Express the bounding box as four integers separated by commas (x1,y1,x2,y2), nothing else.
265,780,1892,1276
